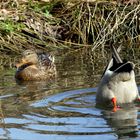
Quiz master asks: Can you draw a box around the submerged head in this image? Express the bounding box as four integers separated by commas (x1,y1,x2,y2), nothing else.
96,46,139,106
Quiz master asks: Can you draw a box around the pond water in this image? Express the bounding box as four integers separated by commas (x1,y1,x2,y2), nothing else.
0,48,140,140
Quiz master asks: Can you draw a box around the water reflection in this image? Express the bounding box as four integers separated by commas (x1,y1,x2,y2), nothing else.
102,104,139,139
0,85,140,140
0,48,140,139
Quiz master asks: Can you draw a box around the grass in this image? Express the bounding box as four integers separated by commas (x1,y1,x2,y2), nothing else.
52,1,140,49
0,0,140,56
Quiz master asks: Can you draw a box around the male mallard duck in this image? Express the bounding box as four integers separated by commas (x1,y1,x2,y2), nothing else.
96,46,139,111
15,50,56,81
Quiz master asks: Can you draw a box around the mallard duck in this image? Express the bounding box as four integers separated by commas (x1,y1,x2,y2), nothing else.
15,50,56,81
96,46,139,111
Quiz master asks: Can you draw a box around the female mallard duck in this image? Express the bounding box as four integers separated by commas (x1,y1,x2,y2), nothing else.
96,46,139,111
15,50,56,81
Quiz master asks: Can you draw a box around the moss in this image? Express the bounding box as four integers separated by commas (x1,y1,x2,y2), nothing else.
0,20,25,34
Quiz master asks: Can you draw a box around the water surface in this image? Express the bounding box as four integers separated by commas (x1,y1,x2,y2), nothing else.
0,48,140,140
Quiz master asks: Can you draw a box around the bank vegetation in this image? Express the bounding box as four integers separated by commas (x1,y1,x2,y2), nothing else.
0,0,140,56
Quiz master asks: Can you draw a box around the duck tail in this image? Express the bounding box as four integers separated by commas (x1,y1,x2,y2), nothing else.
101,44,123,78
111,45,122,63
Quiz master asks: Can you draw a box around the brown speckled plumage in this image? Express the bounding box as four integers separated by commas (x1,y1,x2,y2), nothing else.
15,50,56,81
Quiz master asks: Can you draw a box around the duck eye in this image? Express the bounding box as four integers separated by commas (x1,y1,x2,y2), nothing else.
27,52,31,55
24,51,34,56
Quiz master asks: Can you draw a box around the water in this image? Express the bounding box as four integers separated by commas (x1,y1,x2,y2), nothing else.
0,48,140,140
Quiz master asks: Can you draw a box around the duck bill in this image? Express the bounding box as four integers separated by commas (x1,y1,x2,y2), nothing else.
15,59,28,68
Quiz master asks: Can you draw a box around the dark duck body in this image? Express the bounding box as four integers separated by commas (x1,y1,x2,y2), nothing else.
15,50,56,81
96,46,139,111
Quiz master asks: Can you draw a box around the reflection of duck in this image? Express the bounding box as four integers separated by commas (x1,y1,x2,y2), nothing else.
15,50,56,81
102,105,138,139
96,46,139,111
